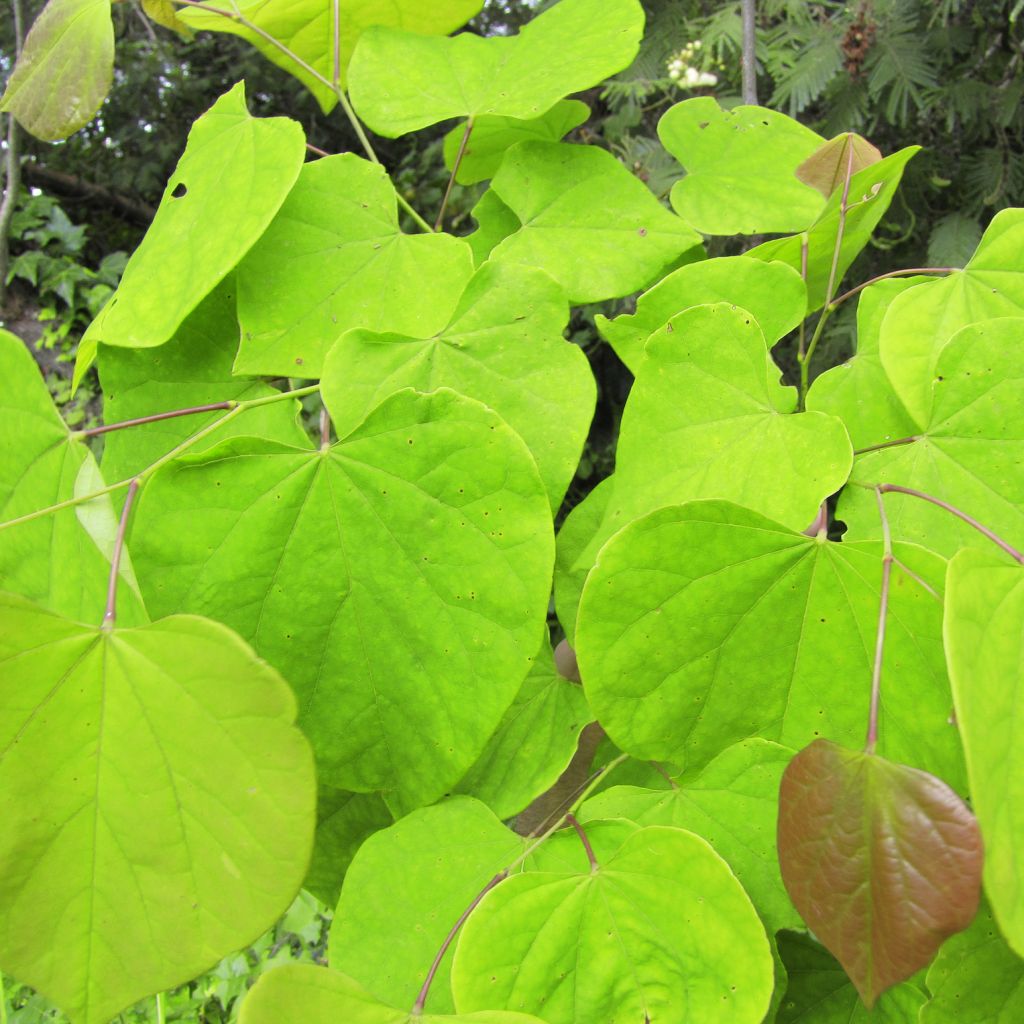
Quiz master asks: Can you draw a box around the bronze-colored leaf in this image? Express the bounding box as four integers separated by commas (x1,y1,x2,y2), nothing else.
777,738,982,1007
796,133,883,198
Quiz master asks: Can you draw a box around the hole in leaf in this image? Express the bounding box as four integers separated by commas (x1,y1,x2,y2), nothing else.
171,182,188,198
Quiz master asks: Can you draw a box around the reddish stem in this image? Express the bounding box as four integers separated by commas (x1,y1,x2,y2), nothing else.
829,267,957,311
78,402,234,439
878,483,1024,564
102,478,140,630
435,118,474,231
566,814,599,871
854,435,920,456
411,870,508,1016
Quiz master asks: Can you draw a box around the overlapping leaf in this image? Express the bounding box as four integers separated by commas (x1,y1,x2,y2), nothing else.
75,84,305,387
747,147,919,309
443,101,590,185
303,786,392,909
0,594,316,1024
0,331,144,624
179,0,483,111
840,318,1024,556
321,261,593,511
658,98,825,234
580,739,801,932
598,255,806,378
234,154,475,377
806,276,925,449
348,0,643,136
560,304,853,593
921,904,1024,1022
944,550,1024,956
329,799,523,1014
452,825,775,1024
483,141,701,303
878,208,1024,425
795,133,883,198
575,501,964,785
99,280,308,485
0,0,113,141
777,932,926,1023
132,389,554,812
468,190,522,266
239,964,546,1024
455,636,591,820
778,739,981,1006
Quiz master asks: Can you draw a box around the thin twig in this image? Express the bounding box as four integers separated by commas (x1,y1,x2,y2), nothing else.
829,267,957,311
566,814,599,872
436,118,474,231
853,435,920,456
877,483,1024,564
102,478,140,630
866,488,893,753
74,401,235,439
0,0,24,307
306,142,331,159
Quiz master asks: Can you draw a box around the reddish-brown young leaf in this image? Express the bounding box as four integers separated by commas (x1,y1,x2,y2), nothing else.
777,739,982,1007
795,133,882,198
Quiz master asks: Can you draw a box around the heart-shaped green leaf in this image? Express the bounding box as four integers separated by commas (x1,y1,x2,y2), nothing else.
0,594,316,1024
485,141,701,303
944,549,1024,956
330,798,523,1014
322,261,593,512
132,389,554,812
179,0,483,111
778,739,982,1007
348,0,643,137
878,208,1024,426
451,825,775,1023
76,84,305,387
841,318,1024,556
575,501,963,786
234,154,475,377
0,0,113,141
659,97,826,234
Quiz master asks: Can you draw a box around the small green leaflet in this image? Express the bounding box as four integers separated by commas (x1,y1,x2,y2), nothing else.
303,785,392,909
131,389,554,812
75,84,305,387
879,208,1024,425
451,825,775,1024
443,101,590,185
179,0,484,111
778,740,981,1006
0,594,316,1024
575,502,964,786
944,550,1024,957
580,739,801,933
329,798,524,1014
841,318,1024,557
239,964,547,1024
595,255,808,374
0,0,113,141
0,331,144,624
777,932,926,1023
321,261,594,512
561,304,853,591
234,154,475,377
98,280,308,485
659,98,826,234
747,147,919,310
806,276,925,450
921,903,1024,1023
348,0,643,136
455,635,591,820
484,141,701,303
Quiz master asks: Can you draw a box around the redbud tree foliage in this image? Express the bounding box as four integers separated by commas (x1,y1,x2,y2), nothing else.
1,1,1023,1022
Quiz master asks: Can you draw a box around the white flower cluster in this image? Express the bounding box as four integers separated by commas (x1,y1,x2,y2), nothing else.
667,41,719,89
